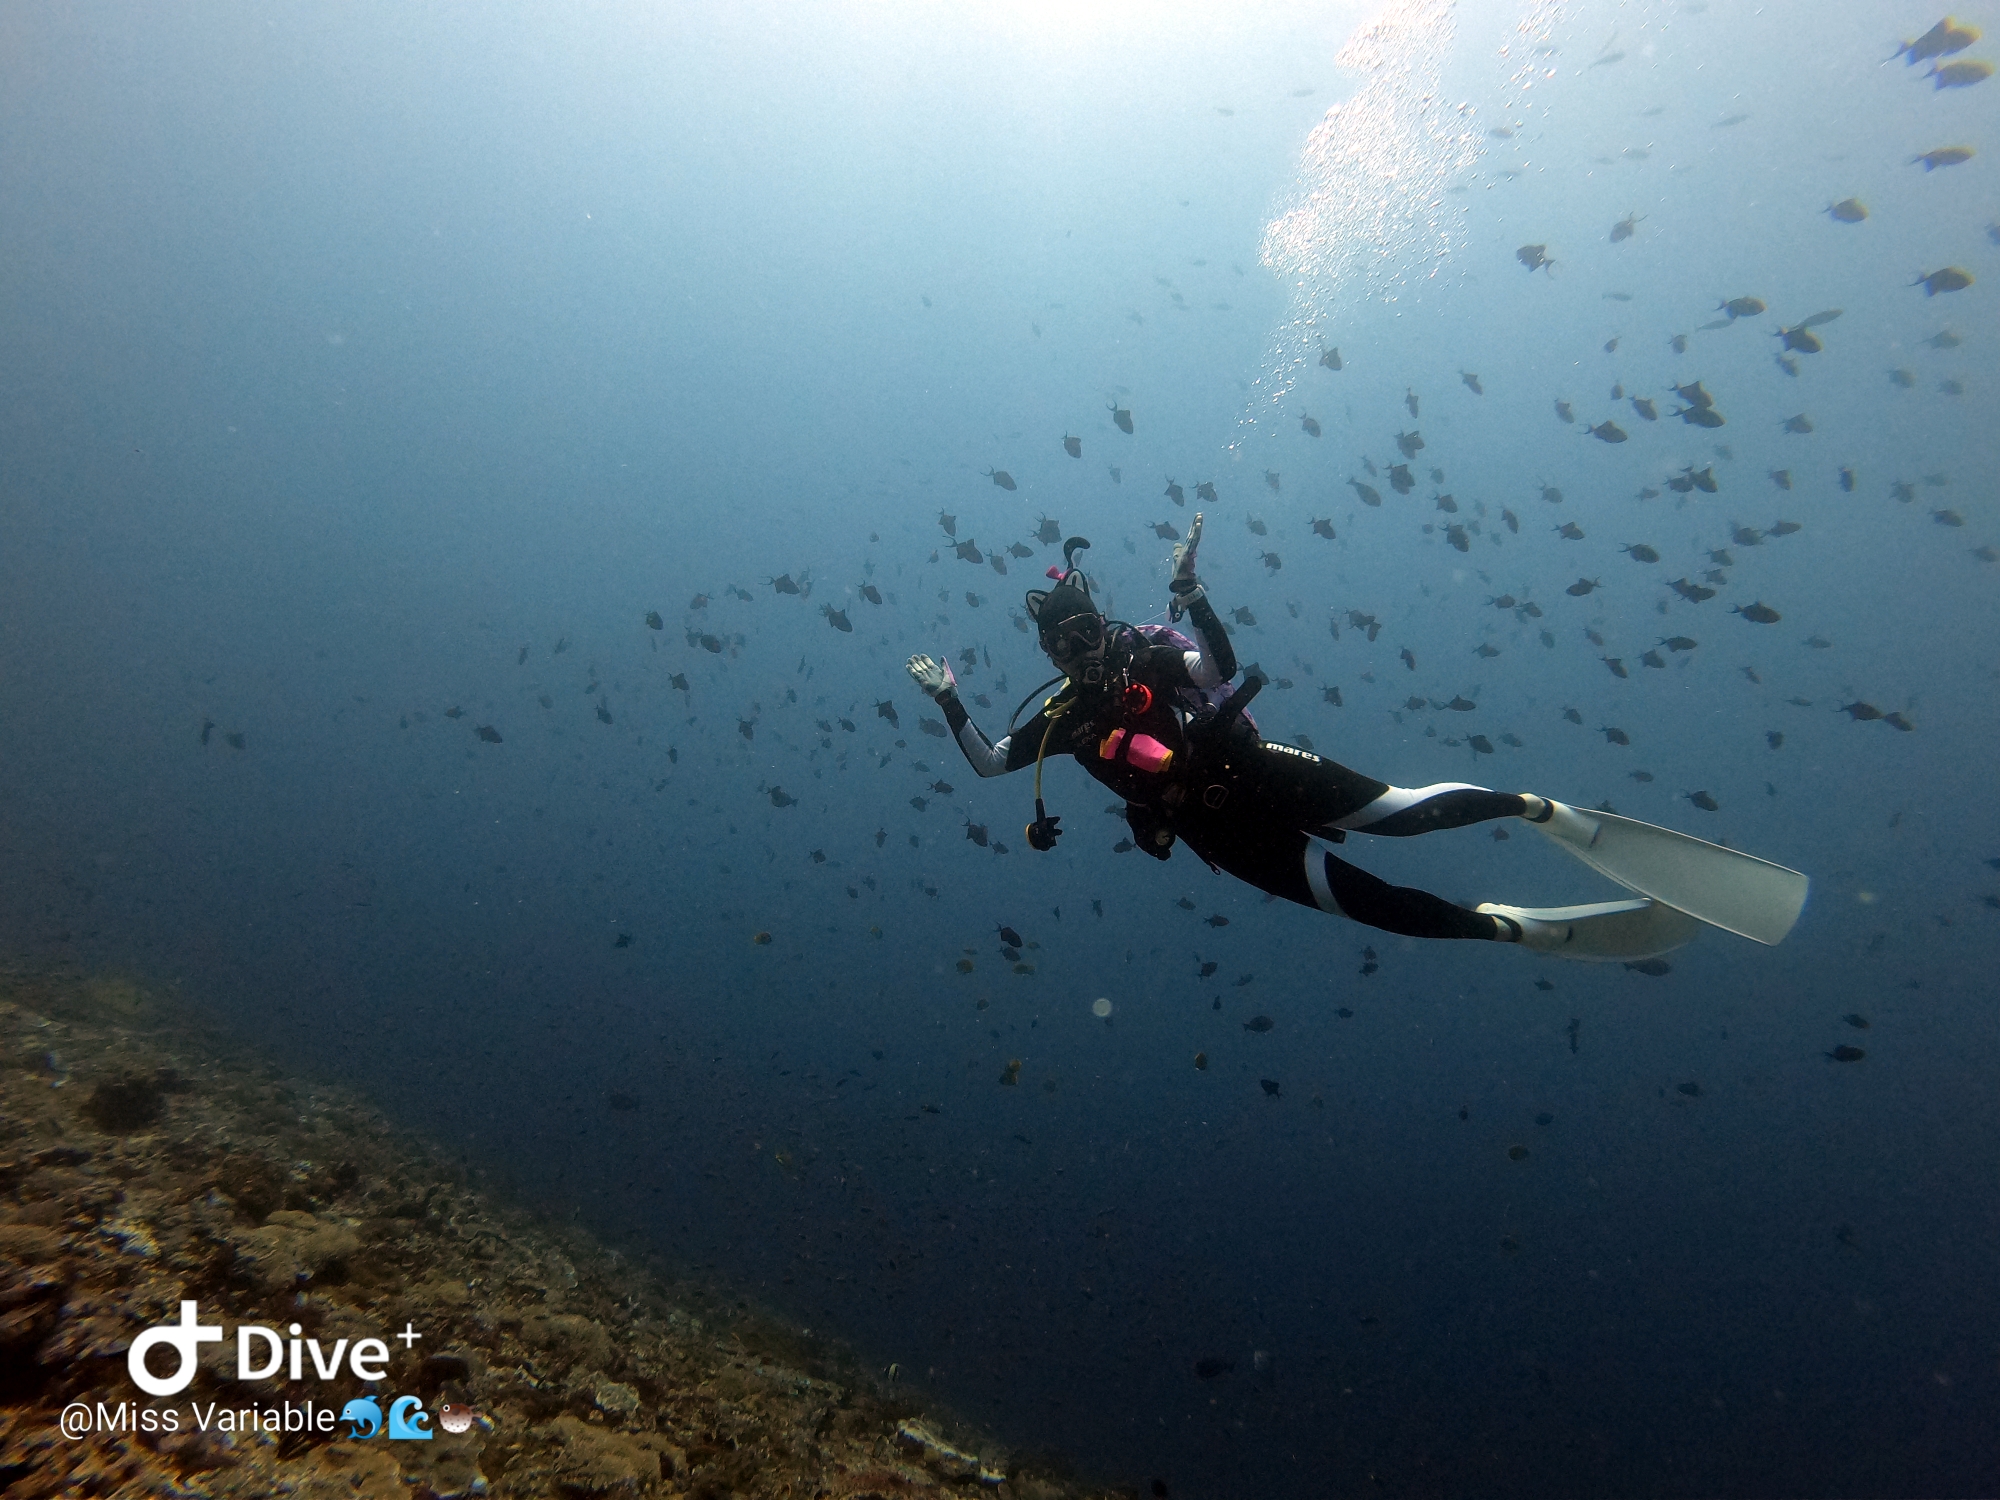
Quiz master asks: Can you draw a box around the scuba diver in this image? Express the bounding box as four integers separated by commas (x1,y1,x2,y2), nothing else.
907,516,1807,960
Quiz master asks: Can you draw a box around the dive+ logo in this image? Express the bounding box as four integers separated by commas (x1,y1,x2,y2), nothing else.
127,1301,408,1394
83,1302,482,1446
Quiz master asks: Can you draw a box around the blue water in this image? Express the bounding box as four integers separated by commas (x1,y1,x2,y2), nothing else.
4,2,1997,1493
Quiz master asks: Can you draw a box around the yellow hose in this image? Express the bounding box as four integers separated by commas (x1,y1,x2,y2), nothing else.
1031,692,1072,807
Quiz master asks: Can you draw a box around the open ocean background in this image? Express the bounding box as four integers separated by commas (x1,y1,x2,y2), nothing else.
4,2,1997,1493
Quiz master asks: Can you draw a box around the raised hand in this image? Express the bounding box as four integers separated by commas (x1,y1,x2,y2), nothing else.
906,654,954,697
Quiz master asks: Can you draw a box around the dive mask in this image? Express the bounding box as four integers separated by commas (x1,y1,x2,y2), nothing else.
1041,612,1105,665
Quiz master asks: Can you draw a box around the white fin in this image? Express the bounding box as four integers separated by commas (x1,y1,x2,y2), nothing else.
1530,802,1808,945
1479,898,1703,962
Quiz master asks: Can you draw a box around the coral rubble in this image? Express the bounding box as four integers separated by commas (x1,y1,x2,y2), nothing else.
0,968,1111,1498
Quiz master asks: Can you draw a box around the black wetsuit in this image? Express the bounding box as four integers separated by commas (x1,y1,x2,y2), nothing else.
933,593,1529,941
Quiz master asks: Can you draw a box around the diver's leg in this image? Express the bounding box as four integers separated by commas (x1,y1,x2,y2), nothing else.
1248,742,1544,838
1327,783,1547,837
1192,821,1508,942
1303,842,1506,940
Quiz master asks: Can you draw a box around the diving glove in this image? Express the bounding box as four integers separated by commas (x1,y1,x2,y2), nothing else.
906,653,954,698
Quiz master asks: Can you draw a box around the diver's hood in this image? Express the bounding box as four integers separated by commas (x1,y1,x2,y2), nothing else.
1025,536,1096,628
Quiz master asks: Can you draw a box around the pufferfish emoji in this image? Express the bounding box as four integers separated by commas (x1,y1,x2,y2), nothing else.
437,1403,488,1434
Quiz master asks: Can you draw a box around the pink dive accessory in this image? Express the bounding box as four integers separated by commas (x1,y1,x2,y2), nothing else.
1099,729,1173,773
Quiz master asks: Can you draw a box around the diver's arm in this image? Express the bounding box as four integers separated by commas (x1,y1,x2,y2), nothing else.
940,693,1045,777
907,654,1040,777
1166,511,1237,684
1174,589,1236,686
